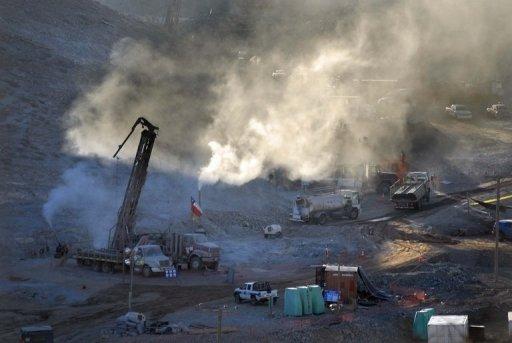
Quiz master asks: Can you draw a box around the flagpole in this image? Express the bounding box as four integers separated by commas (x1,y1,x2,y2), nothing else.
198,189,202,226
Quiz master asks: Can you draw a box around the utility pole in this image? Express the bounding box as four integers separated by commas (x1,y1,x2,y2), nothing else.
216,307,222,343
494,177,501,283
128,249,135,310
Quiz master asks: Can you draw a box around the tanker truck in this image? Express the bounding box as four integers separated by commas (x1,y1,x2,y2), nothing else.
290,190,361,225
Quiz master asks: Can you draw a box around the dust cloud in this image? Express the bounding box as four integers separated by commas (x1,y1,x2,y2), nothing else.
45,0,512,235
66,1,512,185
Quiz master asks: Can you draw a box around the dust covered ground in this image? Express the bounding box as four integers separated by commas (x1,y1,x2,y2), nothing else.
3,1,512,342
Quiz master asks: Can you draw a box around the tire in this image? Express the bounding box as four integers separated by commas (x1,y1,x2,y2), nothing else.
425,190,431,203
189,256,203,271
142,265,152,278
349,208,359,220
273,297,278,305
250,296,258,305
102,262,113,273
378,183,391,196
416,199,423,211
212,262,219,271
76,258,83,265
93,262,102,272
276,232,283,238
235,294,242,304
318,213,328,225
264,234,269,239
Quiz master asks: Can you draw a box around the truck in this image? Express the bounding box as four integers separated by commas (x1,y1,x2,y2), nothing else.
159,232,220,271
486,103,508,118
364,166,399,195
390,171,431,210
445,104,472,120
290,190,361,224
234,281,278,305
76,244,171,277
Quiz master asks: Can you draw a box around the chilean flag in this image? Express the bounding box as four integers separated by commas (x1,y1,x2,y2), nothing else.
191,197,203,217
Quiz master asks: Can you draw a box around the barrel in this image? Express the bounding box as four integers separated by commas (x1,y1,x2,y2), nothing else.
297,286,312,315
284,287,303,316
307,285,325,315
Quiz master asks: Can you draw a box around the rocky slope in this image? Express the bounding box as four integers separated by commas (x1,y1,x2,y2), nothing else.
0,0,168,256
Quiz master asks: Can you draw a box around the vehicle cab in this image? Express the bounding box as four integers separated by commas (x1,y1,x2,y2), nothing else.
127,244,171,277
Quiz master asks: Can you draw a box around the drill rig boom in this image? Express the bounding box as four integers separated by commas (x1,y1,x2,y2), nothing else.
110,117,159,251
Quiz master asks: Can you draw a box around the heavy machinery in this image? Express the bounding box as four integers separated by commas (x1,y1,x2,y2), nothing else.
390,171,431,210
75,117,167,274
111,117,158,251
132,232,220,271
290,190,361,224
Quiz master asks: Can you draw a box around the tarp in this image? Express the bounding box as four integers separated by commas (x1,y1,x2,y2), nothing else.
413,308,435,340
357,267,393,301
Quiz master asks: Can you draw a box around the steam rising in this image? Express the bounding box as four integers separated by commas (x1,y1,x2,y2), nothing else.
45,0,512,234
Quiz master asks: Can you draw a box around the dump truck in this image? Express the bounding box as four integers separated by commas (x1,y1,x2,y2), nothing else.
290,190,361,224
157,232,220,271
390,171,431,210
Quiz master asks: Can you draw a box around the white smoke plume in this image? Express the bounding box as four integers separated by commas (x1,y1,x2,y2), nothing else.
44,0,512,240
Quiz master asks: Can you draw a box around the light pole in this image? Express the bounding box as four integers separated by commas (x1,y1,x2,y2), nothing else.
126,247,135,311
494,177,501,284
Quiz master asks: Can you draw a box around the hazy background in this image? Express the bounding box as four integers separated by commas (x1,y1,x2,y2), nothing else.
42,0,512,246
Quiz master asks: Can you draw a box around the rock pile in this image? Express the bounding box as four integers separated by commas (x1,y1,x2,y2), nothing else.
114,312,146,337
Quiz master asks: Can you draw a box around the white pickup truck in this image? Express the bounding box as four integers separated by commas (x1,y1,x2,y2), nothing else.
445,104,472,120
234,281,278,305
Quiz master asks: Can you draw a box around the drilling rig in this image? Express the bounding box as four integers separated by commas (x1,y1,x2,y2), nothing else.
74,117,166,273
110,117,158,251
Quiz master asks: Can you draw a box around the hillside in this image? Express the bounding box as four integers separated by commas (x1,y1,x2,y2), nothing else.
0,0,169,256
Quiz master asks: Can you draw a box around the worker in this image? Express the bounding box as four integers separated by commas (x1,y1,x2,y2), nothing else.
54,242,63,258
58,243,69,266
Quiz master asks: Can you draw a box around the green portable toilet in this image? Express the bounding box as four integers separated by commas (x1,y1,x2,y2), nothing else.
297,286,312,315
284,287,303,316
307,284,325,315
413,308,435,340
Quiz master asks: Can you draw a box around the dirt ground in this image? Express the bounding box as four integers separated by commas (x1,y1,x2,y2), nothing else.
3,175,512,342
3,1,512,342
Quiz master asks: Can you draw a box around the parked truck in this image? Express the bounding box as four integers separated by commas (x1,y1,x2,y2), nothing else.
161,232,220,271
76,244,171,277
445,104,472,120
390,171,431,210
290,190,361,224
234,281,278,305
363,166,399,195
486,103,508,118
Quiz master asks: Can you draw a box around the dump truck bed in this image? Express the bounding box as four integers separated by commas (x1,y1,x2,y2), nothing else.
392,182,425,200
